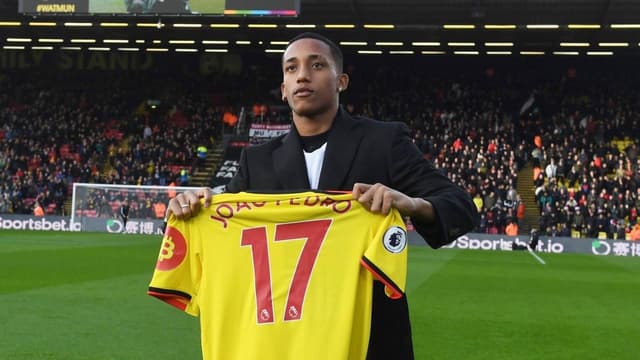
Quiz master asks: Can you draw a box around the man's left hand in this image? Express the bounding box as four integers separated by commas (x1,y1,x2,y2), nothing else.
352,183,420,216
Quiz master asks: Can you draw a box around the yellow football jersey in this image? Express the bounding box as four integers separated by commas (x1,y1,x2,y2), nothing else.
148,191,408,360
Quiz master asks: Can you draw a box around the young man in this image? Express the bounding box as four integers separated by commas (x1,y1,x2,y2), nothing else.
167,33,478,359
119,199,130,234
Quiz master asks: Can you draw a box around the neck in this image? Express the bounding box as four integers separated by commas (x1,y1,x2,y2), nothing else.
292,107,338,136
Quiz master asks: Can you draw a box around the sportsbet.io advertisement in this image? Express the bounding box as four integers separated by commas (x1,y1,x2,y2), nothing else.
438,233,640,257
3,212,639,258
0,215,81,232
0,214,163,234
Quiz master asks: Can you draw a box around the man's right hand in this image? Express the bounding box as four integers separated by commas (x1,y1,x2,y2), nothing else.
167,188,212,220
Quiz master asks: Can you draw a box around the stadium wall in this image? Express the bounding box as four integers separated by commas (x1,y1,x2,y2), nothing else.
2,213,638,258
430,233,640,258
0,214,80,232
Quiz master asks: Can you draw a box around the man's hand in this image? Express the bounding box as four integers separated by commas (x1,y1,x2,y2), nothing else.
166,187,212,220
352,183,435,222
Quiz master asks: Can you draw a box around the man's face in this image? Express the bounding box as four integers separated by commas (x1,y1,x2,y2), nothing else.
281,38,347,118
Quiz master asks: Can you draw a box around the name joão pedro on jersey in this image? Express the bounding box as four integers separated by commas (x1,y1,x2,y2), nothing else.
148,191,408,360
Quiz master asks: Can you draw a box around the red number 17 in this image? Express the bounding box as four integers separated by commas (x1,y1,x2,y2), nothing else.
240,219,332,324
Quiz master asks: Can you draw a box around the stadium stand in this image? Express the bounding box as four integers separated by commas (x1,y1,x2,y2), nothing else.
0,70,226,218
1,61,639,239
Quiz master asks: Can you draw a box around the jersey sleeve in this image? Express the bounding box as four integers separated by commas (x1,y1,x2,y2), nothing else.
147,217,202,316
360,210,408,300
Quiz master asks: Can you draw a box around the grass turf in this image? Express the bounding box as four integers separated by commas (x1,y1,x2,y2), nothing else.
89,0,225,13
1,230,638,359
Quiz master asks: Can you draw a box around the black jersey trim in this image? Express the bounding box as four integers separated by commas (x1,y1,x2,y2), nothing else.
361,256,404,299
148,287,192,300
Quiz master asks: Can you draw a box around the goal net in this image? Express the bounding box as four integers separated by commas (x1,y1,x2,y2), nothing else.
71,183,206,234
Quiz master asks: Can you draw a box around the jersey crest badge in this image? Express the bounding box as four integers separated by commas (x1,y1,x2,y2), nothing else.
383,226,407,253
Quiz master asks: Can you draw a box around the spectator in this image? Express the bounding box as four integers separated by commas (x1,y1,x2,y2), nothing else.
545,158,558,179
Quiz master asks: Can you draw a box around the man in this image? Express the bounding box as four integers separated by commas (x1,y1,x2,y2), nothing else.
529,228,540,250
167,33,477,359
119,199,130,234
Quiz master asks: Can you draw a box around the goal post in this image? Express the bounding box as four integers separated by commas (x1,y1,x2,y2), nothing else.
71,183,207,234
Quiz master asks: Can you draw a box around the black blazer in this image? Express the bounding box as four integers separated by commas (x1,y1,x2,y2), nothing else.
227,108,478,359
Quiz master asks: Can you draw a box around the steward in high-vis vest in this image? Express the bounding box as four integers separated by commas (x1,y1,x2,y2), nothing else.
196,145,208,171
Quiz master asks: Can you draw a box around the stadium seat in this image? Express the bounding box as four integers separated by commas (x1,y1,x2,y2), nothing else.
46,204,57,214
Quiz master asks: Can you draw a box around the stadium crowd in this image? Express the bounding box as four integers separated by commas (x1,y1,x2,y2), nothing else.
0,70,223,218
339,60,640,240
1,58,639,239
521,71,640,240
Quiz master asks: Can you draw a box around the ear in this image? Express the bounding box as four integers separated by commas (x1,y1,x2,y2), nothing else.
337,73,350,93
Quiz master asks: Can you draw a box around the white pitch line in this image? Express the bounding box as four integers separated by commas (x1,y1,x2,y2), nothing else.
527,246,546,265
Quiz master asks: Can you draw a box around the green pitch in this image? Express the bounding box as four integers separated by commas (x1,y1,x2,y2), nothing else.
90,0,225,13
90,0,125,13
189,0,225,13
1,231,638,359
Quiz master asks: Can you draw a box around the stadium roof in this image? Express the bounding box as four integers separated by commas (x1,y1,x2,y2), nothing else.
302,0,640,24
1,0,640,56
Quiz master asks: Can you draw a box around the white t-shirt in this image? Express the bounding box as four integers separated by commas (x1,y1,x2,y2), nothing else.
303,143,327,189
